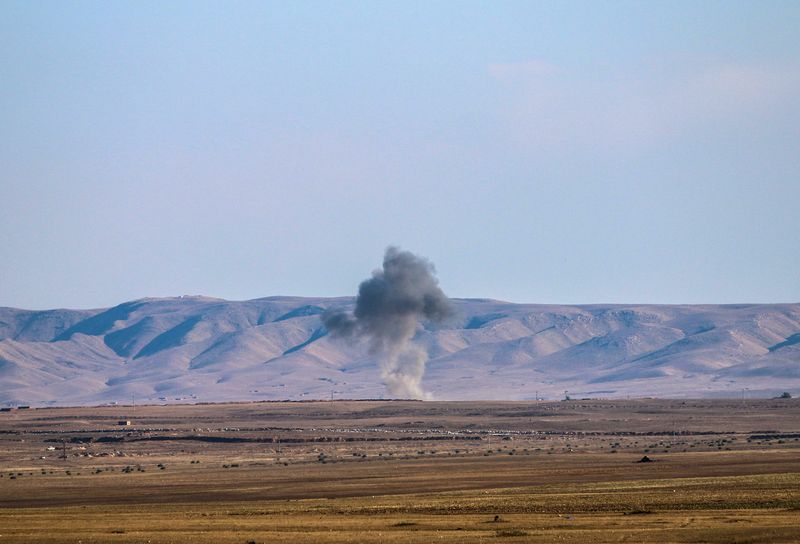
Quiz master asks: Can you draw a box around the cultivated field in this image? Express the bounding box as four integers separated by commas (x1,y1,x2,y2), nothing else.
1,399,799,543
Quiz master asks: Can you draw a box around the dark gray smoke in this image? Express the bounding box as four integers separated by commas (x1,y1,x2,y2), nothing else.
323,247,452,399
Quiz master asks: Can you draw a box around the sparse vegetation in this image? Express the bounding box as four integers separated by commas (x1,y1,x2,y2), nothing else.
0,400,799,542
495,529,528,537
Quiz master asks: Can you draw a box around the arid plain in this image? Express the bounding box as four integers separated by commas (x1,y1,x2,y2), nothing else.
1,399,799,543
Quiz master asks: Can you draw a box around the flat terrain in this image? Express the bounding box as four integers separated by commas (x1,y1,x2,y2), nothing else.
1,399,799,542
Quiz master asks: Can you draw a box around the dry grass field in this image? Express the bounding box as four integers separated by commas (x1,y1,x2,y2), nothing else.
1,399,799,543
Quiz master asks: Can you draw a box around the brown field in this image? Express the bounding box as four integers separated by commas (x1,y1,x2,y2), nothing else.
1,398,799,543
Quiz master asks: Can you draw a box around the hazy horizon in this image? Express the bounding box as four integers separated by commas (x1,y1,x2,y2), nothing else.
4,292,800,313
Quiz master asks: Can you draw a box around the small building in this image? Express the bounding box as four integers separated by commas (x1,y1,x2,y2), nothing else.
118,420,131,426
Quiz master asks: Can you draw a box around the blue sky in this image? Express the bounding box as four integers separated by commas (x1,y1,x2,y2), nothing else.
2,1,799,309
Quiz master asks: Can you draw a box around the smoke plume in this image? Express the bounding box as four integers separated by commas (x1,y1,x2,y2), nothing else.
323,247,452,399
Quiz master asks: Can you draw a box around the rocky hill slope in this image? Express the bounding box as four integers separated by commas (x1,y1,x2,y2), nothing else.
1,297,798,405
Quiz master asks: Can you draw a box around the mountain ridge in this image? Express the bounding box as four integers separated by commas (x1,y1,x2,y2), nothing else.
0,297,798,406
